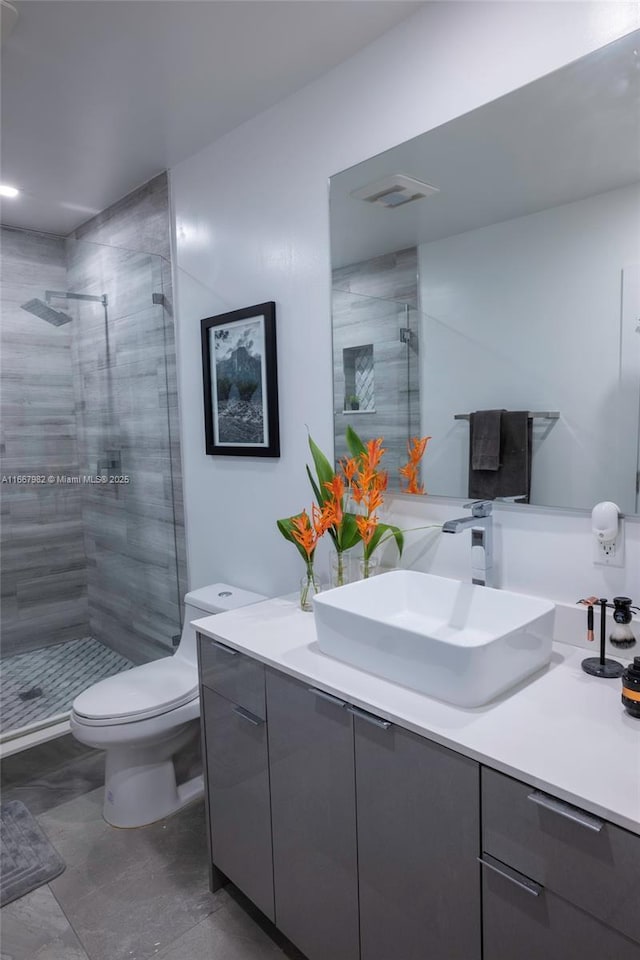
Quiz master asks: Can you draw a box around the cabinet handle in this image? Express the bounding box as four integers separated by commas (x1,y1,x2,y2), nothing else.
209,639,238,656
478,855,542,897
232,705,263,726
347,705,392,729
527,791,604,832
308,687,347,708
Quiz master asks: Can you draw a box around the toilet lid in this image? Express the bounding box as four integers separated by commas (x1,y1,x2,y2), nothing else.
72,657,198,723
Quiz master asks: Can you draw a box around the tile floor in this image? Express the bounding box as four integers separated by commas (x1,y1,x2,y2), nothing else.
0,740,301,960
1,638,133,735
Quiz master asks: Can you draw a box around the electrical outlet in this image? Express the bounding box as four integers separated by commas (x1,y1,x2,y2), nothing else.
593,518,625,567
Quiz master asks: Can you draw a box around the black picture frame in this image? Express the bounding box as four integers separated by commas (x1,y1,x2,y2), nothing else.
201,302,280,457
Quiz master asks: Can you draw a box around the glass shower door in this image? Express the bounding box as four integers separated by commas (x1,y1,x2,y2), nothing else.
0,232,186,743
66,238,185,664
332,289,420,490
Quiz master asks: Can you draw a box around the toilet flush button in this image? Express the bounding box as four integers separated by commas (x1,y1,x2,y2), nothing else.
218,591,232,597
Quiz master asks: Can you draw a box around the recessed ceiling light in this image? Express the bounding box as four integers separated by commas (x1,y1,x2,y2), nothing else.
0,184,19,198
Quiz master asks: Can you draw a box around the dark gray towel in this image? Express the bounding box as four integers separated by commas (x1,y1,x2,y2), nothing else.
470,410,503,470
468,411,531,501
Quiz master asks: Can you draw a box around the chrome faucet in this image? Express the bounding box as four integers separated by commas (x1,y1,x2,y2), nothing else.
442,500,494,587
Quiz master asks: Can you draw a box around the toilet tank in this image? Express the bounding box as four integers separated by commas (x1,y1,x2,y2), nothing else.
175,583,267,664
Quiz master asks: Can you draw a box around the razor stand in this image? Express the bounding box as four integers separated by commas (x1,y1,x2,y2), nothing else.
581,598,624,678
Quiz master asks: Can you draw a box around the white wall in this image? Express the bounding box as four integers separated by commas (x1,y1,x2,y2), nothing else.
418,183,640,512
171,1,640,605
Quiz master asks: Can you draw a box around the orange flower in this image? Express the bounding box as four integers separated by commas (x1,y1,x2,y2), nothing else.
408,436,430,464
407,473,425,495
363,437,386,473
356,514,378,546
290,511,315,559
340,457,358,483
312,502,333,537
366,486,385,514
323,476,345,527
374,470,388,493
399,435,431,495
350,479,364,505
318,499,339,532
324,475,345,502
291,504,330,559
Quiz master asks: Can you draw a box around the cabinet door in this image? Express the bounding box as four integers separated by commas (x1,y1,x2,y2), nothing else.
483,767,640,946
202,687,274,920
266,671,359,960
482,855,640,960
355,714,481,960
199,635,266,718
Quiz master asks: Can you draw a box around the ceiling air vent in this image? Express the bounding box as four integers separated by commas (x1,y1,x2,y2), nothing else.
351,174,439,209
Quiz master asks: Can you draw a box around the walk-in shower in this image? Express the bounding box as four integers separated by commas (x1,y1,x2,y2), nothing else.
20,290,108,327
1,229,186,750
332,288,420,488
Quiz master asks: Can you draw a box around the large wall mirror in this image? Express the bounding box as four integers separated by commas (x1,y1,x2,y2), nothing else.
330,30,640,515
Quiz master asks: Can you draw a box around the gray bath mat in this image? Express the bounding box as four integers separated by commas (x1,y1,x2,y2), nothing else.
0,800,65,906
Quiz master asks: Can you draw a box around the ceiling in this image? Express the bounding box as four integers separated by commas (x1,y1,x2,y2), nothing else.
330,29,640,267
0,0,422,235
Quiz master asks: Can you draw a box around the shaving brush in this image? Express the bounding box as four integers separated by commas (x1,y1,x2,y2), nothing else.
610,597,637,650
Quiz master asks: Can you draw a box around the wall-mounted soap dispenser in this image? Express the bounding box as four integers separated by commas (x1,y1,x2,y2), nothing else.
592,501,624,567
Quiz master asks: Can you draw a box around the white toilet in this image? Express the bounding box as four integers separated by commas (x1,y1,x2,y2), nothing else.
70,583,265,828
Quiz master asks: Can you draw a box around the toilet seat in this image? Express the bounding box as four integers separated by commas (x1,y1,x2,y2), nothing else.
72,657,198,726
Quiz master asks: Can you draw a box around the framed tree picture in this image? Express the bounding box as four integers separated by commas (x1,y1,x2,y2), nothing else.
201,302,280,457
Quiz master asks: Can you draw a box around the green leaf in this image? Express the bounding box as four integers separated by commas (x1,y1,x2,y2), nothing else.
308,435,335,501
345,425,366,459
339,512,361,551
365,522,404,559
277,516,310,563
305,465,323,505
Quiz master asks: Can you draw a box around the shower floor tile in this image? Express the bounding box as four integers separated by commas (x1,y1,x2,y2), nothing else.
1,638,133,735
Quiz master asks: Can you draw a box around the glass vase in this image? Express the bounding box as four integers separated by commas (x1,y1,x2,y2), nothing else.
359,555,379,580
299,566,321,612
330,549,354,588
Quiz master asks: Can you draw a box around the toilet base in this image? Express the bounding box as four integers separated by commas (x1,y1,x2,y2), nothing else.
102,723,204,828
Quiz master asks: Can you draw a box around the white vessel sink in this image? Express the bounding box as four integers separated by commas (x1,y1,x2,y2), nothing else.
313,570,555,707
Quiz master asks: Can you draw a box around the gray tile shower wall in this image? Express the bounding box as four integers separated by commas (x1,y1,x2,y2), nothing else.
0,227,89,655
66,173,188,662
332,248,420,487
71,174,171,261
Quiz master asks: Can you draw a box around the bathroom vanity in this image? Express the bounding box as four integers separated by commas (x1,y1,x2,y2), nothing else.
195,598,640,960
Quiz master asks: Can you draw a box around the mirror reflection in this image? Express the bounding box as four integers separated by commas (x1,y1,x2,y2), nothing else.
330,31,640,514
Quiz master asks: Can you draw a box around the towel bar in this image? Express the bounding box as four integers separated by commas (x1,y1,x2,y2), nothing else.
454,411,559,421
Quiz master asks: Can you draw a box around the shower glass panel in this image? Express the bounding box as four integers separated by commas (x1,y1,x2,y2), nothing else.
0,230,186,743
332,289,420,490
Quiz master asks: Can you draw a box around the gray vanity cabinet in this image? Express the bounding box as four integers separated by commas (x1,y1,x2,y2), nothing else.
481,859,640,960
481,768,640,958
354,713,481,960
266,670,360,960
199,640,274,922
198,637,639,960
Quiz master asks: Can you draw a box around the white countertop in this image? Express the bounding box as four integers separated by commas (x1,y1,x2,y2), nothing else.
193,596,640,836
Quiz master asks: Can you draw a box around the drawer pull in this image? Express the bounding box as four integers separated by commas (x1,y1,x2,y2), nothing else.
527,791,604,832
233,705,263,726
308,687,347,708
347,705,392,729
208,639,238,657
478,855,542,897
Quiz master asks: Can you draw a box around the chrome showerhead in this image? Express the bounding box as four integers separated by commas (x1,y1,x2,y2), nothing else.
20,298,72,326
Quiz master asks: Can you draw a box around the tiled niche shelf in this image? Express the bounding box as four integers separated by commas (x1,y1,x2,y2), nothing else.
343,343,375,413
